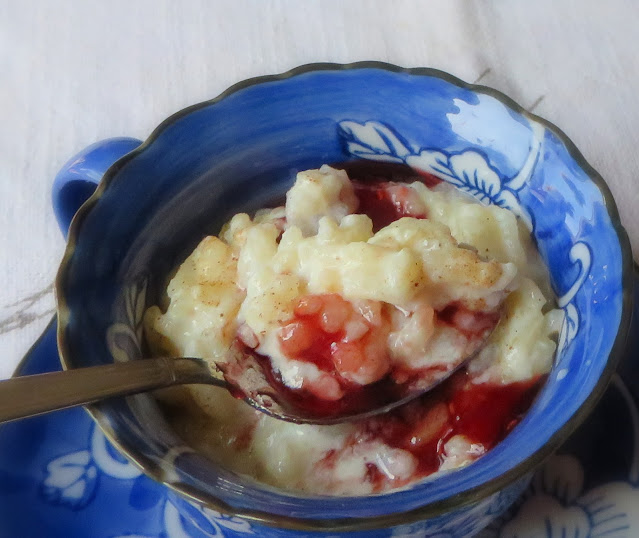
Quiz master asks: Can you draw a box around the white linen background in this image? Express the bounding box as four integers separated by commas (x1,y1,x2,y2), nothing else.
0,0,637,379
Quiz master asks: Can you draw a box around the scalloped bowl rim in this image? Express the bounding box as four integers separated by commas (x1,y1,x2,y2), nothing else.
54,61,634,532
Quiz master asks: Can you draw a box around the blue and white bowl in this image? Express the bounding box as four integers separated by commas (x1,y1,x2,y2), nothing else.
53,62,633,537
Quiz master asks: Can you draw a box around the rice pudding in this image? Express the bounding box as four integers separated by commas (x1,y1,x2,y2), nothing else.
144,164,562,495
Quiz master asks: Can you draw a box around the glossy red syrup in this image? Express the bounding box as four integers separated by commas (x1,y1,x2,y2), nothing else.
358,372,545,490
246,357,410,420
228,162,544,482
335,161,441,232
335,160,442,188
268,292,504,419
352,181,427,232
270,294,407,418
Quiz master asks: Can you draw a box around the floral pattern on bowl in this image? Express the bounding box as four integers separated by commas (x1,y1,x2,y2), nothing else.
337,119,589,355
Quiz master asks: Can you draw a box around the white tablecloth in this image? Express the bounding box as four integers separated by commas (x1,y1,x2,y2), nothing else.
1,0,637,379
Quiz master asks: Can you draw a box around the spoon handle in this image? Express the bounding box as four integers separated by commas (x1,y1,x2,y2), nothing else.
0,357,221,424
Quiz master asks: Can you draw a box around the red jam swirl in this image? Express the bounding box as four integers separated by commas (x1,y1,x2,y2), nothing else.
230,162,544,486
271,293,503,417
352,181,427,232
359,372,544,490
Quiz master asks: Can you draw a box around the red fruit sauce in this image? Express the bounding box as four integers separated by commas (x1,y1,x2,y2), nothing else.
352,181,427,232
342,161,440,232
359,372,544,490
230,161,545,485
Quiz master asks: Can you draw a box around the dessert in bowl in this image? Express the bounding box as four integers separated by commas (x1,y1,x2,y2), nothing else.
53,63,632,536
144,162,561,496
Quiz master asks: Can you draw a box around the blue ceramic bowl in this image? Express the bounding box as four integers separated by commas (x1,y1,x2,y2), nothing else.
53,63,633,537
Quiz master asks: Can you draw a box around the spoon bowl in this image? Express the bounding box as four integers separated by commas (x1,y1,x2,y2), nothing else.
0,328,488,425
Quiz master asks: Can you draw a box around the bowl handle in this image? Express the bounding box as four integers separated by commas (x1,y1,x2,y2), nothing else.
52,138,142,237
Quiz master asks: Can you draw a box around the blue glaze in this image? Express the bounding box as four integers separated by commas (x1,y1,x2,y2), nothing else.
52,137,142,236
49,64,632,536
0,279,636,536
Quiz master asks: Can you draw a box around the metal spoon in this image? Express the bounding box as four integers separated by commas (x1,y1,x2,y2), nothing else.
0,331,490,426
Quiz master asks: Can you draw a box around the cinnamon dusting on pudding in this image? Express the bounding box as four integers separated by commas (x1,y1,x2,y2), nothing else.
145,163,562,495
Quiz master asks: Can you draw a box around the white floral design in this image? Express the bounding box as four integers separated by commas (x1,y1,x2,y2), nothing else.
40,449,98,509
40,421,256,536
337,120,542,229
337,118,587,353
162,500,195,537
556,242,592,353
90,424,143,480
162,500,256,537
497,458,639,538
390,486,527,538
107,277,148,363
40,423,142,513
200,507,255,535
480,375,639,538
